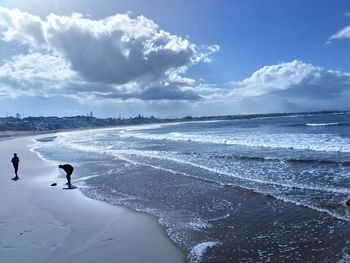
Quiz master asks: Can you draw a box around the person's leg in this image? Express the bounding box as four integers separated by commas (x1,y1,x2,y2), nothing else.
66,173,71,188
14,165,18,178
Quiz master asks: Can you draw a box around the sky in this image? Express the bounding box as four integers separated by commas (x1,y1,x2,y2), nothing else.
0,0,349,118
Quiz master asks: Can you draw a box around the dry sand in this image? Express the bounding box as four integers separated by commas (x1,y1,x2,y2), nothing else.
0,136,185,263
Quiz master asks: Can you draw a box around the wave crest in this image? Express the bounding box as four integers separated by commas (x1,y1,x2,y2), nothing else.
306,122,341,127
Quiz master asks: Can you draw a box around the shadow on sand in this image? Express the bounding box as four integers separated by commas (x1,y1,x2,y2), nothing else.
62,185,78,190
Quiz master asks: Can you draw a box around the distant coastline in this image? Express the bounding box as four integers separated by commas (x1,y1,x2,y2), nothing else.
0,110,348,134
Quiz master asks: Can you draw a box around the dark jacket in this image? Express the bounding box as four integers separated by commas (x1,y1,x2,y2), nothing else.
61,164,74,175
11,156,19,166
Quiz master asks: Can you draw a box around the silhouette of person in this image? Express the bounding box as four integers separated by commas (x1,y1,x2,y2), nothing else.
11,153,20,179
58,164,74,188
346,199,350,206
11,153,20,180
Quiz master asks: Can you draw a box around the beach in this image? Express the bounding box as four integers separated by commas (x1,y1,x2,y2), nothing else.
3,113,350,262
0,135,185,263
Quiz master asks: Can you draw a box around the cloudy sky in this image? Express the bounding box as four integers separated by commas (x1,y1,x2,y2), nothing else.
0,0,349,118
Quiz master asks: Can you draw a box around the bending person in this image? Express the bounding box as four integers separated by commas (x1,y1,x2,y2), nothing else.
58,164,74,189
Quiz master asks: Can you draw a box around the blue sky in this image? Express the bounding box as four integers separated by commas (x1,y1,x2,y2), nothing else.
0,0,349,117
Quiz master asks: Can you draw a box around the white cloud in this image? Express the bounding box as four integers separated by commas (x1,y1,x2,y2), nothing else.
329,25,350,40
226,60,350,100
0,7,218,100
0,52,75,82
0,7,46,45
228,60,315,97
0,52,77,97
186,60,349,114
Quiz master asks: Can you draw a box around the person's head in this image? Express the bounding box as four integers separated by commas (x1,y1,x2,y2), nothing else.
14,153,17,157
58,164,63,168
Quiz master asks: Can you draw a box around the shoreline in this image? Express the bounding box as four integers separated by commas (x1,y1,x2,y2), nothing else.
0,135,185,263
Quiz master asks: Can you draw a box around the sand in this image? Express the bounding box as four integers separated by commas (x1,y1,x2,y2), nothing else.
0,136,185,263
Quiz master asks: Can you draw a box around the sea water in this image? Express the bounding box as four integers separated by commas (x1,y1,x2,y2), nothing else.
34,112,350,262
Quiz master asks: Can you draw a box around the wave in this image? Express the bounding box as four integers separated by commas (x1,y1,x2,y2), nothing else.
117,131,350,153
40,129,350,223
306,122,342,127
207,213,231,222
273,195,350,222
113,151,350,221
189,241,221,263
284,122,349,127
58,141,350,196
212,154,350,165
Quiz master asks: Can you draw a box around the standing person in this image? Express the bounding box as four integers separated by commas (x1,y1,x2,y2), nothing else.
11,153,20,180
58,164,74,189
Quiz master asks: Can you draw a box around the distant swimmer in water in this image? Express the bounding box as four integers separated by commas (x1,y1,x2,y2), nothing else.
11,153,20,180
58,164,74,189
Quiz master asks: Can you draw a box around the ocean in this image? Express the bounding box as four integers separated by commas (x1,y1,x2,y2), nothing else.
34,112,350,262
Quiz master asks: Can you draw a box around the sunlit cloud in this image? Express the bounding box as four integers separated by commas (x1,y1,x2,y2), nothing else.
227,60,350,99
197,60,350,114
0,7,218,101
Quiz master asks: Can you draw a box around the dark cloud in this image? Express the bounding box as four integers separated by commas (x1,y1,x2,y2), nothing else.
139,86,201,100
